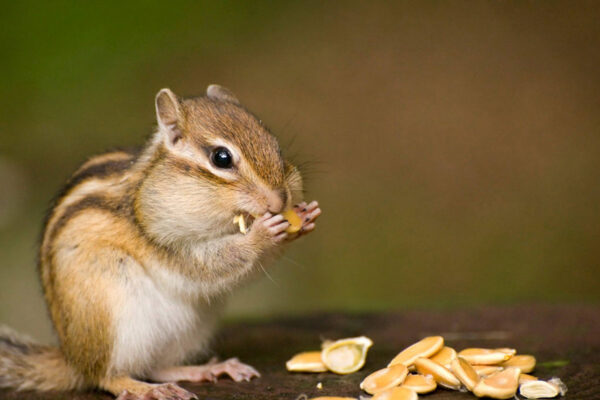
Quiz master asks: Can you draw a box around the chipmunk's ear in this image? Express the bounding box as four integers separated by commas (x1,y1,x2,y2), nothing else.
155,88,183,144
206,84,240,105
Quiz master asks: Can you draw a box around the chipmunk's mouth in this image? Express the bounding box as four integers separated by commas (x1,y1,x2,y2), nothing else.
232,212,257,234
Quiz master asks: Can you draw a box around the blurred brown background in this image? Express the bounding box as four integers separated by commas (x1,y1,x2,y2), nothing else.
1,1,599,344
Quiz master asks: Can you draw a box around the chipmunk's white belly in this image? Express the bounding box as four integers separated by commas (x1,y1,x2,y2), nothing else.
110,264,220,377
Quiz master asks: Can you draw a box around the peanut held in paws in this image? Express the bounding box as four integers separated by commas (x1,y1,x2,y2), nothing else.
282,209,302,233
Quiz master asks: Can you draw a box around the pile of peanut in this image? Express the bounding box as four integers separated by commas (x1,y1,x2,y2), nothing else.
286,336,566,400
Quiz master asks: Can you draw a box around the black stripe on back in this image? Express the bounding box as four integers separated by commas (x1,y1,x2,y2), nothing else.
60,158,133,201
45,195,133,254
52,146,141,208
39,148,141,270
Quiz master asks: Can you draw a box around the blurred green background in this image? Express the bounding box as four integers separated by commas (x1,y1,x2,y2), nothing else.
1,1,599,344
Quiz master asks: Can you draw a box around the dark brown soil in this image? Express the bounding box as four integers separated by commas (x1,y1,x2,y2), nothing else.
1,304,598,399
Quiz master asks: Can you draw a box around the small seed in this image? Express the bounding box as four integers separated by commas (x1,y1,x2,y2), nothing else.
233,214,248,234
458,348,514,365
321,336,373,374
286,351,327,372
500,354,536,373
519,380,562,399
282,209,302,233
472,367,521,399
519,373,538,384
472,365,503,377
430,346,457,367
450,357,480,391
414,357,461,390
372,387,418,400
360,364,408,394
388,336,444,367
401,374,437,394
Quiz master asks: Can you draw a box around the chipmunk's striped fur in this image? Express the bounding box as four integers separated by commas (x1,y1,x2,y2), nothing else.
0,85,320,399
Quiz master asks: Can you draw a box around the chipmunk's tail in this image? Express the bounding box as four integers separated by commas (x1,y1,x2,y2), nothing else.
0,325,86,391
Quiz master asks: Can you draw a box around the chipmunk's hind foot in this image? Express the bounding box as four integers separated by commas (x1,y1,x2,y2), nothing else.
203,357,260,382
151,357,260,383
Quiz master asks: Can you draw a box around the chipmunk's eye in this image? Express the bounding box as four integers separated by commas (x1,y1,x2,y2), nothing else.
211,147,233,169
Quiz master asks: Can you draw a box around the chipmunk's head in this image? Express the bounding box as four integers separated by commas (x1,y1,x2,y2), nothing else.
136,85,303,245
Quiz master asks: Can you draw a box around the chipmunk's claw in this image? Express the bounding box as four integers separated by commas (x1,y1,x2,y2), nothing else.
290,201,321,238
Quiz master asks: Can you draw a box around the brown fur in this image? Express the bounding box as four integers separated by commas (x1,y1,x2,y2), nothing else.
1,86,304,397
0,326,86,391
182,98,286,187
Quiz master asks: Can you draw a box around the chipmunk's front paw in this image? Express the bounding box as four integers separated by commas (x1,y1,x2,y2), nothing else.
250,212,290,244
289,200,321,239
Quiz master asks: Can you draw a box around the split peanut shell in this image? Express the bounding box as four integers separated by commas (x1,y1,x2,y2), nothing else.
282,209,302,233
430,346,457,367
500,354,536,373
472,367,521,399
321,336,373,374
372,387,419,400
519,380,561,399
286,351,327,372
360,364,409,394
458,348,514,365
450,357,480,391
401,374,437,394
388,336,444,367
414,357,461,390
472,365,503,377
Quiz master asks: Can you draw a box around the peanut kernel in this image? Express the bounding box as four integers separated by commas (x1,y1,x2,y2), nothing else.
282,209,302,233
458,348,514,365
388,336,444,367
414,357,461,390
500,354,536,373
430,346,457,368
450,357,480,391
286,351,327,372
401,374,437,394
472,365,503,377
472,367,521,399
372,387,418,400
360,364,408,395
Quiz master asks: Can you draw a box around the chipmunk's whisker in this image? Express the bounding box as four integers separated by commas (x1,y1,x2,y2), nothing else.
281,255,305,270
258,261,279,287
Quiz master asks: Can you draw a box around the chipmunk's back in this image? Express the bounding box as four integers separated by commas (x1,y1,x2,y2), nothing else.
39,146,142,291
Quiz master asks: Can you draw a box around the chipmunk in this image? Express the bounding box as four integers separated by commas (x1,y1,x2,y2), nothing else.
0,85,321,400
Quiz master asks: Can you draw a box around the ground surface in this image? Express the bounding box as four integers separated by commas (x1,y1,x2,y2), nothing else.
1,305,598,399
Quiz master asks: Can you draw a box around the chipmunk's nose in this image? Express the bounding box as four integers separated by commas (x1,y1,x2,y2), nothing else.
266,188,287,214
